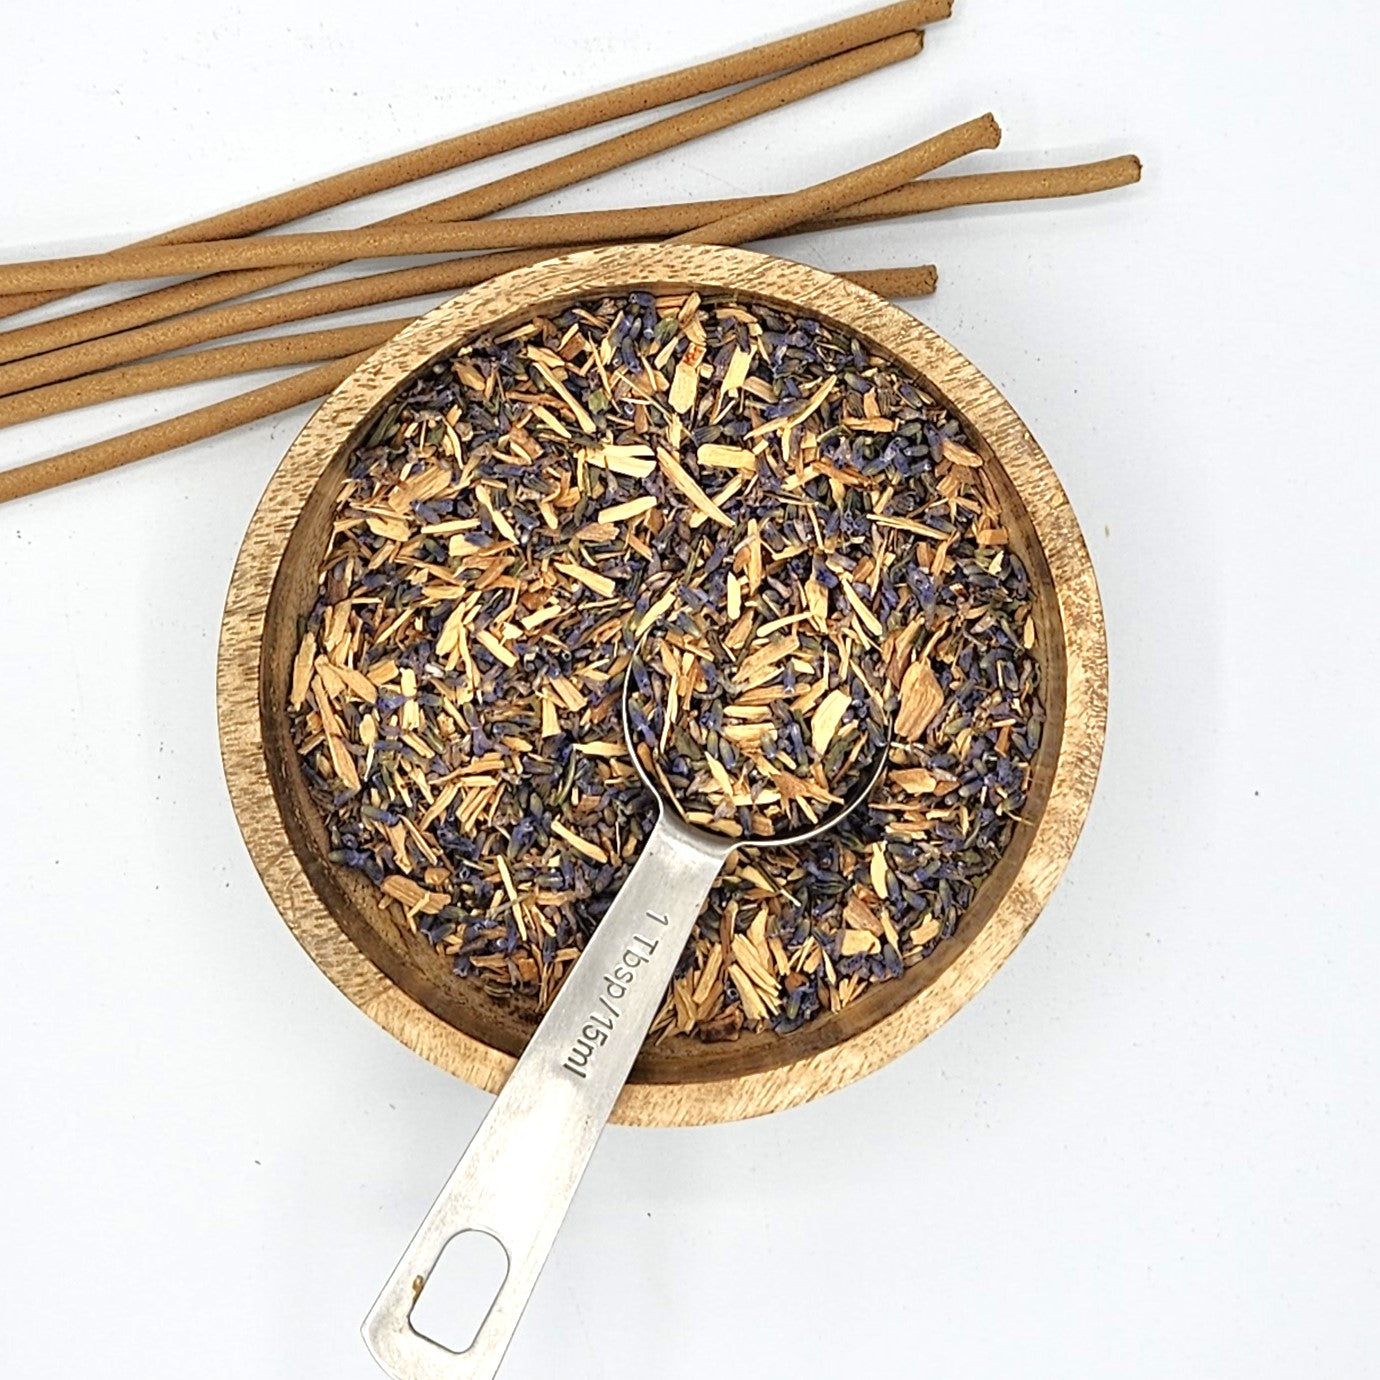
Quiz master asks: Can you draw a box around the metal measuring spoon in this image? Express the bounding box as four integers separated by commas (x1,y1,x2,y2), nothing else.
363,668,891,1380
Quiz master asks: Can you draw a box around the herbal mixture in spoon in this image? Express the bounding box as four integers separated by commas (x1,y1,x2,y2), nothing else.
628,602,893,840
288,292,1041,1040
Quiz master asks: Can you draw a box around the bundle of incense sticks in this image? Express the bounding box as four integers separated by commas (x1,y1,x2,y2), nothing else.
0,1,1140,506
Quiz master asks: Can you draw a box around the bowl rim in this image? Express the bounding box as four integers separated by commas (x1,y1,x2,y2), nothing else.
217,242,1107,1127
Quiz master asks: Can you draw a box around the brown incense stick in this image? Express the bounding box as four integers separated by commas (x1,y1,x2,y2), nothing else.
0,33,920,363
0,263,936,431
0,353,375,504
0,247,574,398
403,35,923,229
0,230,575,294
844,265,938,298
0,152,1136,368
0,0,949,321
812,154,1142,226
673,114,999,245
0,319,412,429
0,156,1140,297
0,109,983,400
0,263,937,503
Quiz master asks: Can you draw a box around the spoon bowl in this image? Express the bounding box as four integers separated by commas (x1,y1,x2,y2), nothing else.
620,650,894,851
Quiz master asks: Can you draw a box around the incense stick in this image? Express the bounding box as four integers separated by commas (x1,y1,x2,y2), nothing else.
0,264,937,503
0,0,949,321
0,353,374,504
0,104,982,400
0,320,411,429
0,263,936,431
673,114,999,245
0,34,921,364
0,156,1140,297
0,248,573,398
813,154,1142,225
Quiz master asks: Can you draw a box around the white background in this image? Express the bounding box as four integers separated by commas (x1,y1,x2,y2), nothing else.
2,1,1377,1376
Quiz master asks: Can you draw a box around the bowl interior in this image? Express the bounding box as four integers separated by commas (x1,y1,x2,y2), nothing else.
254,268,1068,1092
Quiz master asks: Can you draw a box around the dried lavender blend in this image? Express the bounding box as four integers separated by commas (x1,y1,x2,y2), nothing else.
288,292,1043,1041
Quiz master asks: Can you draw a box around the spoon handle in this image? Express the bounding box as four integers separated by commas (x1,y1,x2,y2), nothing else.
362,810,729,1380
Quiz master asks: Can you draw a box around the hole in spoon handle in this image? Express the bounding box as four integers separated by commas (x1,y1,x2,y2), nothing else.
408,1229,510,1356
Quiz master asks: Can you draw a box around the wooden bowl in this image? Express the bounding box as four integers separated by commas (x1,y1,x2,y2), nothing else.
218,243,1106,1127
